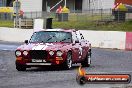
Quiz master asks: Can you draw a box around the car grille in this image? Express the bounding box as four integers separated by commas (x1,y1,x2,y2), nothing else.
29,50,47,59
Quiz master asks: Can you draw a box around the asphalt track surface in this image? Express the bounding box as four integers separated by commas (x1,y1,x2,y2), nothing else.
0,41,132,88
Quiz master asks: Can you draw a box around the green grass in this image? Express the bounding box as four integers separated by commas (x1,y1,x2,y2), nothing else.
53,20,132,31
0,20,14,28
0,19,132,32
53,21,94,30
94,20,132,31
52,13,132,31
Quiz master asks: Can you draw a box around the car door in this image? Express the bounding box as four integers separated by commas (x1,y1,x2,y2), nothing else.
76,31,87,59
71,32,80,63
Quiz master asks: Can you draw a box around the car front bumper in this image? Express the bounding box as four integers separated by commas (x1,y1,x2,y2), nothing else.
26,63,51,66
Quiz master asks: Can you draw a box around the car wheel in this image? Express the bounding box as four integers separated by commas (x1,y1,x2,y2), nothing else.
63,52,72,70
16,63,26,71
81,50,91,67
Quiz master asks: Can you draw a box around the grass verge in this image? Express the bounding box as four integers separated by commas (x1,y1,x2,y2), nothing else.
53,20,132,31
0,20,132,32
0,20,14,28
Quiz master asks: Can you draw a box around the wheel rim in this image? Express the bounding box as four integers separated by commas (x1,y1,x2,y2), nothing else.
67,54,72,68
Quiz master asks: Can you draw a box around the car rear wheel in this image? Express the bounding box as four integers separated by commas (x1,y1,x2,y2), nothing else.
81,50,91,67
63,52,72,70
16,63,26,71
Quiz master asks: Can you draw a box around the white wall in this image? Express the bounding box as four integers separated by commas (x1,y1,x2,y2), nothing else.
0,28,33,42
82,0,115,10
101,0,115,9
18,0,114,12
19,0,42,12
0,28,126,50
80,30,126,49
82,0,89,11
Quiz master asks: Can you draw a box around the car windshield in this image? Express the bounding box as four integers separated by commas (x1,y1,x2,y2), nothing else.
30,31,72,43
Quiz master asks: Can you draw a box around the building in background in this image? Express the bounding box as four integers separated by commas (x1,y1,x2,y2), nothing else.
0,0,14,7
83,0,115,10
20,0,82,12
19,0,115,13
0,0,6,7
0,0,115,12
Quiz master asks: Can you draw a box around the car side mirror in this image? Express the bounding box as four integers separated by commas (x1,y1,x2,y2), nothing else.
75,40,79,43
24,40,28,44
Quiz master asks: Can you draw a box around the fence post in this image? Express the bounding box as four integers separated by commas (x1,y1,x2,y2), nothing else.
118,10,119,22
92,9,94,21
31,12,32,19
110,8,112,20
100,9,103,20
36,11,37,19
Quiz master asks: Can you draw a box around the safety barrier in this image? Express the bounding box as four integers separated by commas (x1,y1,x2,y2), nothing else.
0,27,132,50
80,30,126,50
125,32,132,50
0,27,33,42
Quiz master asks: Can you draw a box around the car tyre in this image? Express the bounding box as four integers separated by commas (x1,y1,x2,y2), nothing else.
16,63,26,71
63,52,72,70
81,50,91,67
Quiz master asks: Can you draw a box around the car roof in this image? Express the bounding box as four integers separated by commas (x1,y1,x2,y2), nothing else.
36,29,76,33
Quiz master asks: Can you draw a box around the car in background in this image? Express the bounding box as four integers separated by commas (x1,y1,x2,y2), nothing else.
15,29,91,71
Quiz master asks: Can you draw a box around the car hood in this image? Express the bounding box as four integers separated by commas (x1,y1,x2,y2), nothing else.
17,43,71,51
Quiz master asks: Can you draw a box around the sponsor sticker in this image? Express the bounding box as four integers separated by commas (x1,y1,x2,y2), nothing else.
76,66,131,85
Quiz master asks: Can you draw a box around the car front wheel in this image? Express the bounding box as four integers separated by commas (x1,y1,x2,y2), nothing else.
63,52,72,70
16,63,26,71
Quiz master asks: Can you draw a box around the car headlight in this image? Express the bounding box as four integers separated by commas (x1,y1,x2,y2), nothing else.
23,51,28,56
56,51,63,57
15,50,21,57
49,51,54,56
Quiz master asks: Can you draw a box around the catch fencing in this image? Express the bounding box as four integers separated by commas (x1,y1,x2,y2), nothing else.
1,9,132,22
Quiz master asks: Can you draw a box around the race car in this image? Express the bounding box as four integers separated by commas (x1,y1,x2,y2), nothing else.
15,29,91,71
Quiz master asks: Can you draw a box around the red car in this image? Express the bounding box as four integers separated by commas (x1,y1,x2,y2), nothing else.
15,29,91,71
